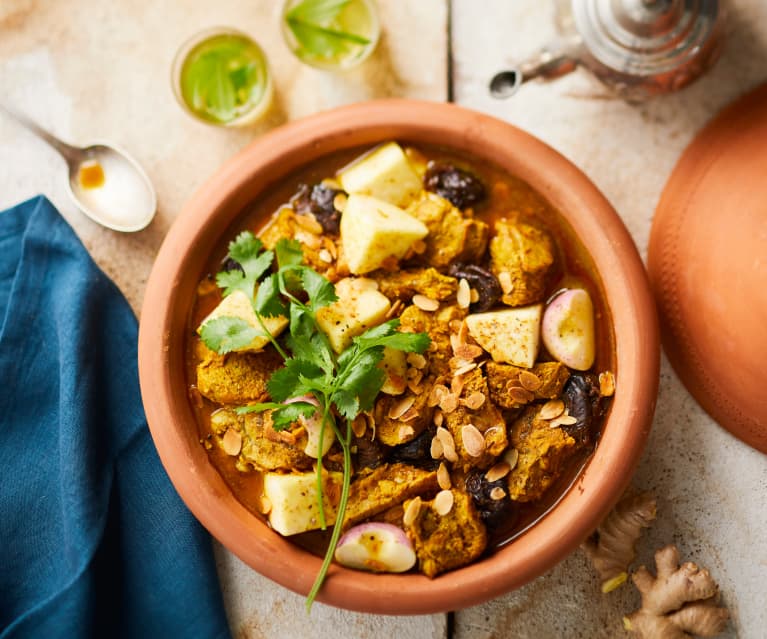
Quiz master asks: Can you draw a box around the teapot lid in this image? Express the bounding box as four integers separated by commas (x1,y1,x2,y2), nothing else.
572,0,721,76
648,82,767,454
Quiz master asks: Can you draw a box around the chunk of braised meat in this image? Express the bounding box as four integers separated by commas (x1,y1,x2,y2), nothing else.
292,183,343,235
388,428,440,470
373,268,457,303
407,193,489,269
507,406,577,502
465,469,518,529
562,373,605,445
424,163,486,209
490,216,555,307
448,263,502,312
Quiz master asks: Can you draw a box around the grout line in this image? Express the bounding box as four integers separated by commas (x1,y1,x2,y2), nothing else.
446,609,456,638
447,0,454,103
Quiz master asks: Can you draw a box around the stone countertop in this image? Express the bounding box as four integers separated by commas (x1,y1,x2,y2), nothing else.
1,1,765,638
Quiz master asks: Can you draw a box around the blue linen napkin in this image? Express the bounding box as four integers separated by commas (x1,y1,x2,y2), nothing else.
0,196,231,639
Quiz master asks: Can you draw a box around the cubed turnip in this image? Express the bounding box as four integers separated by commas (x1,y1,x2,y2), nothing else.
541,288,595,371
335,522,416,573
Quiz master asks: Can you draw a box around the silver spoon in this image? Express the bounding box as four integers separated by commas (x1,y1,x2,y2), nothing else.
0,103,157,232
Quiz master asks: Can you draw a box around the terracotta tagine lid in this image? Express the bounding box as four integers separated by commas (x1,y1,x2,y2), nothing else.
648,82,767,454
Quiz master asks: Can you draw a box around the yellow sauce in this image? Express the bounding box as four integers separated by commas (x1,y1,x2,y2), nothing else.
78,161,105,189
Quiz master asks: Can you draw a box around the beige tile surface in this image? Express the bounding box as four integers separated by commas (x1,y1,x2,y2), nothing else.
452,1,767,637
0,2,447,637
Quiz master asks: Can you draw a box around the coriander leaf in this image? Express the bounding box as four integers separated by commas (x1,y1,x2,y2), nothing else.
364,331,431,354
215,269,250,298
301,267,337,309
267,358,324,402
287,0,350,23
287,330,334,376
199,316,261,354
289,303,316,340
354,318,399,342
216,231,274,299
227,232,263,272
275,238,303,268
255,273,288,318
270,402,318,430
337,349,385,406
234,403,279,414
331,388,359,422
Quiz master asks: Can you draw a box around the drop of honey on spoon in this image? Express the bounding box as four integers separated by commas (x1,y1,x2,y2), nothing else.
78,160,105,189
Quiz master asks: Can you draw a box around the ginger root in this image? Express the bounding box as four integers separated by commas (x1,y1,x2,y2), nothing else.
582,491,656,592
624,545,729,638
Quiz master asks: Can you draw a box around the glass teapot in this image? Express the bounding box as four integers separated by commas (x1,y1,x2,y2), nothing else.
490,0,724,100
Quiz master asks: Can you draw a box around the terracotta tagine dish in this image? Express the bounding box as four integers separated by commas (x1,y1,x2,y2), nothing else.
138,100,660,614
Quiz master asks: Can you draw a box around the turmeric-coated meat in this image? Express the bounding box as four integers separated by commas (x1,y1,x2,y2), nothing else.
405,488,487,578
506,406,577,502
407,193,488,268
372,267,458,303
196,342,283,405
486,361,570,409
490,216,555,306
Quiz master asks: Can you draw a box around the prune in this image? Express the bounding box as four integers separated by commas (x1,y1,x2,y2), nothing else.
354,434,386,470
562,373,604,445
448,263,502,312
219,256,244,274
292,183,343,235
424,163,486,209
388,428,440,470
465,469,518,529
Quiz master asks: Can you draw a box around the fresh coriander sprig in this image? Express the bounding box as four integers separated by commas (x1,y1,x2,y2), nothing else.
198,233,430,611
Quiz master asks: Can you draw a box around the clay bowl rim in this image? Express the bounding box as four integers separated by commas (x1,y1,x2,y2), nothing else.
138,99,660,615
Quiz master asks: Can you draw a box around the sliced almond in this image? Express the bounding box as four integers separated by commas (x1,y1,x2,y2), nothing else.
469,288,480,304
457,320,470,345
448,318,463,333
436,427,458,462
295,214,324,235
457,278,471,309
503,448,520,471
454,362,478,377
398,425,416,440
485,462,511,483
439,392,459,414
388,395,416,420
222,428,242,456
539,399,565,420
456,343,484,360
498,271,514,295
388,299,406,319
432,409,444,427
490,487,507,501
318,248,333,263
333,192,348,212
428,384,449,407
449,333,462,353
599,371,616,397
462,424,486,457
433,489,454,516
437,462,452,490
399,407,420,423
323,237,338,259
403,497,422,528
550,414,578,428
508,386,534,404
258,495,272,515
407,352,427,369
430,436,444,459
413,294,440,312
519,370,543,391
463,391,486,410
